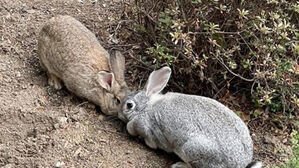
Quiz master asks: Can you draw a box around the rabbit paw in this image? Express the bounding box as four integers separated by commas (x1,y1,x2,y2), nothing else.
145,137,157,149
48,74,63,90
39,60,46,70
171,162,190,168
127,120,137,136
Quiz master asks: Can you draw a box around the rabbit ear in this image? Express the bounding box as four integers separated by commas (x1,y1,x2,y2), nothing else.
109,50,125,82
145,67,171,97
97,71,115,91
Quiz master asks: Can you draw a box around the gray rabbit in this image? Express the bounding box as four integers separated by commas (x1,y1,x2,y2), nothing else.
118,67,262,168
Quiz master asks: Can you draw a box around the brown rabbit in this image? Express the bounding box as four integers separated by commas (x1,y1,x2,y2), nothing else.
38,15,128,115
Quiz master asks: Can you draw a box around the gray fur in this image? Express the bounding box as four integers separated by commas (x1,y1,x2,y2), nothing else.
118,67,261,168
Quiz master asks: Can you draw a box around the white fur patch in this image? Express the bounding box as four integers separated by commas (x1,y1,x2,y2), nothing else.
251,162,263,168
149,94,165,105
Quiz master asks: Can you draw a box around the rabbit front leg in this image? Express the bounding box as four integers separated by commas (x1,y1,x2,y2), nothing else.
48,73,63,90
171,162,191,168
138,127,158,149
127,120,138,136
127,119,158,149
144,135,158,149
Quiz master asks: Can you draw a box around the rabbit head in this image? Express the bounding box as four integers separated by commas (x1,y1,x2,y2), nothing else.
97,51,128,115
118,67,171,122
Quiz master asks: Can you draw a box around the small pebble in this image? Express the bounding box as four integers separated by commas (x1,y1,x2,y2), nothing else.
2,164,14,168
16,71,21,77
54,123,60,129
55,161,65,168
125,150,133,154
27,9,36,14
71,114,79,122
58,117,68,126
98,115,105,121
78,107,86,114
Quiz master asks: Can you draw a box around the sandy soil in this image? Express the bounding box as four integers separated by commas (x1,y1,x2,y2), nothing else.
0,0,292,168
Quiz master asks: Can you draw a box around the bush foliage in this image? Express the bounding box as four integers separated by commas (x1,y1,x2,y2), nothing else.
127,0,298,113
276,130,299,168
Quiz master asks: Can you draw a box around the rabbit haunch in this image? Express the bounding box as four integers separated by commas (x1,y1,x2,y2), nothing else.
38,15,128,115
119,67,262,168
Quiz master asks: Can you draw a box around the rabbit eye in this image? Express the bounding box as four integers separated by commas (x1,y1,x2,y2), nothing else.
126,101,135,110
127,103,133,109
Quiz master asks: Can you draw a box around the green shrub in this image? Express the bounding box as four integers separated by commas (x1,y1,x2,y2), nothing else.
276,130,299,168
127,0,298,113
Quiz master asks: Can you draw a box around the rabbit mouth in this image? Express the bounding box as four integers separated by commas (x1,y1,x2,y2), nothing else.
118,113,128,122
106,110,118,116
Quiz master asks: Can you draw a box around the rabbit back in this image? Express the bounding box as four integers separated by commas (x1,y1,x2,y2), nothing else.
38,15,110,79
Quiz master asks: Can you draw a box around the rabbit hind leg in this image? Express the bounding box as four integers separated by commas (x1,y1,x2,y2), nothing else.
179,136,225,168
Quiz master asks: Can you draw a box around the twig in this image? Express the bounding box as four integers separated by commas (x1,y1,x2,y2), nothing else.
189,31,241,35
135,5,158,25
108,44,141,48
213,76,236,99
282,91,286,113
113,20,124,35
124,50,153,70
169,80,184,92
76,101,89,108
217,57,255,82
238,33,255,56
178,0,187,23
251,80,257,95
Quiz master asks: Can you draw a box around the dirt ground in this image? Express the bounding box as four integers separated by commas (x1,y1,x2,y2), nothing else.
0,0,293,168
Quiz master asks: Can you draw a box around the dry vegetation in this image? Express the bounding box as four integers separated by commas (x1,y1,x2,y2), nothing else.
0,0,298,167
123,0,298,114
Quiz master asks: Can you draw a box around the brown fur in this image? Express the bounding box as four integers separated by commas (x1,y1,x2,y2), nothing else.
38,15,128,115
